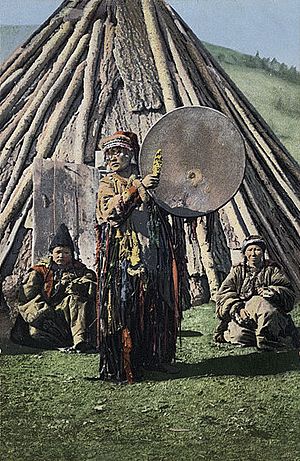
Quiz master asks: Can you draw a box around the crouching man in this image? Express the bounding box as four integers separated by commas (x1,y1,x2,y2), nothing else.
11,224,96,352
214,235,300,350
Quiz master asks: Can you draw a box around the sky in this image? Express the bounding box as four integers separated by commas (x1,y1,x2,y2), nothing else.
0,0,299,69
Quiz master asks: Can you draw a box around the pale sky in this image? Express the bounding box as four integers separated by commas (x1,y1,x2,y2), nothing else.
0,0,299,69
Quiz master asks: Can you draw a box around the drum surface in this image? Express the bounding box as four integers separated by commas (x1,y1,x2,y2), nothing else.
139,106,246,217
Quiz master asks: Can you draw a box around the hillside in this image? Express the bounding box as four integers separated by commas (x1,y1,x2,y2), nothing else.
0,25,299,163
205,42,300,164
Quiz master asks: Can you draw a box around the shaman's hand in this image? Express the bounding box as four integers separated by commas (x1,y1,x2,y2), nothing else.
141,174,159,190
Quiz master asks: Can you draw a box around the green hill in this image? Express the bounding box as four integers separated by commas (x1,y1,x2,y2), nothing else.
0,26,299,163
205,42,300,164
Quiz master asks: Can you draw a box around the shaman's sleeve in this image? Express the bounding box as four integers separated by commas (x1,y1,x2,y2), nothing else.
97,177,145,226
18,270,51,325
216,267,245,319
267,266,295,313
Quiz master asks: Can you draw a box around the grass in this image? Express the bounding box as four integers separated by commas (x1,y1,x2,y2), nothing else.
1,305,300,461
221,64,300,163
205,43,300,164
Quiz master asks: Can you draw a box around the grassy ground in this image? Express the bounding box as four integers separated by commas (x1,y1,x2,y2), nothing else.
1,305,300,461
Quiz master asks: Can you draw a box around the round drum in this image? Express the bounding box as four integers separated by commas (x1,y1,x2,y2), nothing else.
139,106,246,217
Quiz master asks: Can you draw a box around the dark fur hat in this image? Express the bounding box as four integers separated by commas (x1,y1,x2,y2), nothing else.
49,223,75,254
241,234,266,254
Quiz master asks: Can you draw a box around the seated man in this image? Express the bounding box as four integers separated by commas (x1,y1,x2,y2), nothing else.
214,235,299,350
11,224,96,352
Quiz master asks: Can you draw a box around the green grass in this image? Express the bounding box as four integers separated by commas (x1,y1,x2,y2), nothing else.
221,64,300,163
205,43,300,164
1,305,300,461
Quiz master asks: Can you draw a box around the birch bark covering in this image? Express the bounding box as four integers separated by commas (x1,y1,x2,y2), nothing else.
0,0,299,306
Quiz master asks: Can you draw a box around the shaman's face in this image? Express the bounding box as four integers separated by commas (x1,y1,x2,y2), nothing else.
52,246,73,267
106,147,132,172
245,244,264,268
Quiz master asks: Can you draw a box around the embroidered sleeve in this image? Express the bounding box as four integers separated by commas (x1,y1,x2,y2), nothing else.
97,176,144,226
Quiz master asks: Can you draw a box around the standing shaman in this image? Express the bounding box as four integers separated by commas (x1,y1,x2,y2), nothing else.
96,131,188,383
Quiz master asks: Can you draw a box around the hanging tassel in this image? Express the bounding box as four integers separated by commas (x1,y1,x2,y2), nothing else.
122,327,134,384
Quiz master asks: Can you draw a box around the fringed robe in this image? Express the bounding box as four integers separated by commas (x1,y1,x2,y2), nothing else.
96,169,189,383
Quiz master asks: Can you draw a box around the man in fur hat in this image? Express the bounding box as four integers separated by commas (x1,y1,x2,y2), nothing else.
214,235,299,350
11,224,96,352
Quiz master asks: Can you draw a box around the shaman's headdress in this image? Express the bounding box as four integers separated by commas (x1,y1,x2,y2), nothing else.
100,131,139,163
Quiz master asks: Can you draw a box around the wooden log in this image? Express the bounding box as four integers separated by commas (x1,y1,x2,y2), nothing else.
0,34,90,211
70,0,101,36
114,0,162,111
162,26,194,106
0,196,32,272
196,218,220,301
223,87,300,213
84,19,119,163
0,22,73,129
35,61,86,159
219,202,245,248
185,221,210,305
232,191,258,236
242,178,300,289
73,20,103,164
157,3,215,107
0,166,33,242
0,69,24,100
0,70,51,170
141,0,177,112
209,211,232,281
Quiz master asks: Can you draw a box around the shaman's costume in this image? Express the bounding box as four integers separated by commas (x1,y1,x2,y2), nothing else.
11,225,96,350
215,261,299,349
96,166,188,383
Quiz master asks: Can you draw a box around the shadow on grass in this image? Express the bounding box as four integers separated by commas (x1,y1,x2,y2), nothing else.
0,338,45,355
181,330,203,337
145,350,300,381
